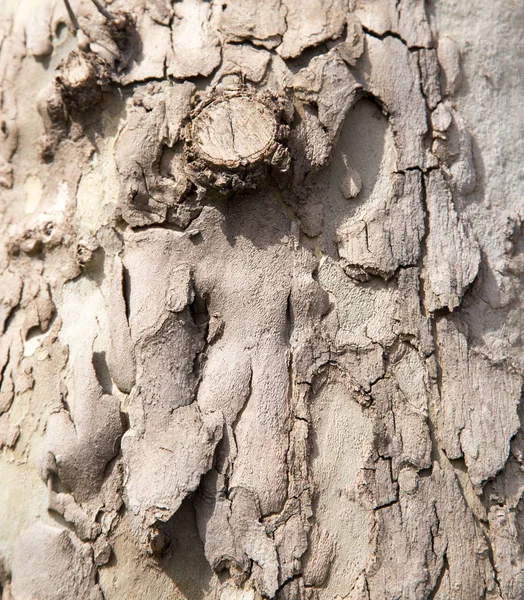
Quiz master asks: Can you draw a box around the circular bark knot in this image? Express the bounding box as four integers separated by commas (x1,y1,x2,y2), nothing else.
191,97,277,168
185,90,291,194
55,50,111,112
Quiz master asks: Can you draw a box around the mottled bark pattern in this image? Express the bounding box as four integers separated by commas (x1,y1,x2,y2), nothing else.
0,1,522,599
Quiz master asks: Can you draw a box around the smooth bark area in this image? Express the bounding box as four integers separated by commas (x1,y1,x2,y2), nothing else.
0,1,522,599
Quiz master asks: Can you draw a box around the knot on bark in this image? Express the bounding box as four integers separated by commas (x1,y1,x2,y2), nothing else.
184,89,293,194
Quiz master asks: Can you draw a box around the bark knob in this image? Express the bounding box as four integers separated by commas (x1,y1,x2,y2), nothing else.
190,96,278,169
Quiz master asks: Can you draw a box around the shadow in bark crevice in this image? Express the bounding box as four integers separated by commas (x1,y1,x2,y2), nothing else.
161,495,213,600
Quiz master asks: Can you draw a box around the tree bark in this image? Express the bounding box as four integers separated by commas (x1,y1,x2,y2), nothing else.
0,0,522,599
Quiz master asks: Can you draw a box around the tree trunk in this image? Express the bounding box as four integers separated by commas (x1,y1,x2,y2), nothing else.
0,0,522,598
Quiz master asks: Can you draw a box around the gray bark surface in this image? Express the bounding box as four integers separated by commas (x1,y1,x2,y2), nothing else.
0,0,522,599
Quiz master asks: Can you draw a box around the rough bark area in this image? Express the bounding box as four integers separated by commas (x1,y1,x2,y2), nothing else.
0,0,522,599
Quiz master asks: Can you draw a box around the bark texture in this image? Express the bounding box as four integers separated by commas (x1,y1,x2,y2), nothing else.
0,0,523,599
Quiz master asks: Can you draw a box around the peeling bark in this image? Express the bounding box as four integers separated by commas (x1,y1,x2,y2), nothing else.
0,0,522,599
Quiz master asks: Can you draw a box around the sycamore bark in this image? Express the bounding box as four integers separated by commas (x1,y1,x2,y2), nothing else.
0,1,523,599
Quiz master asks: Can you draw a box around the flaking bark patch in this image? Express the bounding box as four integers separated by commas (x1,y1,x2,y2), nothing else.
0,1,520,599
